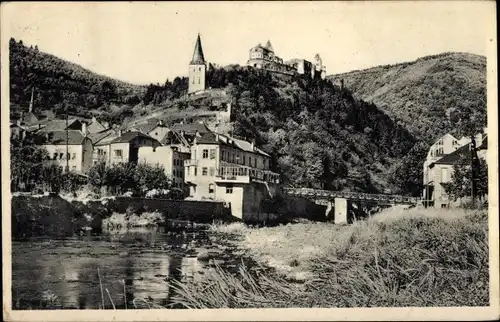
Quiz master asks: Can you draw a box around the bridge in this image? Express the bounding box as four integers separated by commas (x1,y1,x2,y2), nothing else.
282,187,420,224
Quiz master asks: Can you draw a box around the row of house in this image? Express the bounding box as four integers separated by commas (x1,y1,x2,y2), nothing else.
422,128,488,208
11,109,280,219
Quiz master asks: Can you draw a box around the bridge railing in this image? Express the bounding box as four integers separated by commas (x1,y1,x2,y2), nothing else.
283,187,420,204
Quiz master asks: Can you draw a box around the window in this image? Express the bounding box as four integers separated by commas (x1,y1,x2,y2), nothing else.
114,149,122,157
199,67,201,72
202,149,209,159
202,167,208,176
67,153,70,160
221,150,226,161
187,167,190,175
243,155,246,165
209,167,215,176
72,153,76,160
155,132,158,136
209,184,215,194
441,168,449,182
194,167,198,176
226,186,233,194
192,78,194,84
198,78,200,84
236,154,240,164
209,149,216,159
248,156,252,166
53,153,57,160
254,158,257,168
59,153,64,160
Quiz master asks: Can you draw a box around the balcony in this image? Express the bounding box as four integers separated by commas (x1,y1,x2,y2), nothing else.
215,165,280,184
184,159,199,166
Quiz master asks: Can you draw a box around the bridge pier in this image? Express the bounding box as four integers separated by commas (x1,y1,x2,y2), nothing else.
334,197,348,224
325,201,333,220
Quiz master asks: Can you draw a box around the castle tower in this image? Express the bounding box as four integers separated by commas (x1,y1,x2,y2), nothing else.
188,34,207,94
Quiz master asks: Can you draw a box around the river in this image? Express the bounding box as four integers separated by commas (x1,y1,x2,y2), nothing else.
12,226,243,310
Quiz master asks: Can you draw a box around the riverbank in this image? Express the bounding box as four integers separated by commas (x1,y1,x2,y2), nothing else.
170,207,489,307
10,194,233,238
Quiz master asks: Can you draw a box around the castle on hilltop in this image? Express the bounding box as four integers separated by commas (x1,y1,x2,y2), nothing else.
247,40,326,79
187,35,327,94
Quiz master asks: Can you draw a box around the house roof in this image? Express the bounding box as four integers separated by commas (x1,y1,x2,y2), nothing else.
196,132,270,157
110,131,158,144
433,135,487,166
23,112,39,124
37,130,87,145
170,122,210,135
479,135,488,150
88,129,116,145
36,119,80,132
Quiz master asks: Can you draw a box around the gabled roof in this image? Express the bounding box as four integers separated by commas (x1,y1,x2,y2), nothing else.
37,130,87,145
110,131,157,144
433,136,487,166
23,112,39,124
170,122,210,135
196,132,270,157
190,34,206,65
36,119,81,132
88,129,117,145
139,122,163,134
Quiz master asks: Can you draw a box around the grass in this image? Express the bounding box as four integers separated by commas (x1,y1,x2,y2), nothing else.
174,207,489,307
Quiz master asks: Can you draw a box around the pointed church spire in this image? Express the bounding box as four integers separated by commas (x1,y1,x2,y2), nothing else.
190,33,206,65
29,87,34,112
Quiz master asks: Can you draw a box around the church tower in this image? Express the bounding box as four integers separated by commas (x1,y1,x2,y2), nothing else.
188,34,207,94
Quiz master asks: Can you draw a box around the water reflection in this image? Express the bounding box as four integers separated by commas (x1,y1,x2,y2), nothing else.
12,227,219,310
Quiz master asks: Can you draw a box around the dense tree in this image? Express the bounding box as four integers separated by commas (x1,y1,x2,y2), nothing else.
9,38,146,119
443,156,488,203
87,161,171,196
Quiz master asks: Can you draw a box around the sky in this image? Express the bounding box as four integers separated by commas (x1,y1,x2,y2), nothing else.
2,1,494,85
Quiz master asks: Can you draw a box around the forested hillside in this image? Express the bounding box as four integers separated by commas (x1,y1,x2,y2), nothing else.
328,52,487,142
9,38,145,119
204,66,417,192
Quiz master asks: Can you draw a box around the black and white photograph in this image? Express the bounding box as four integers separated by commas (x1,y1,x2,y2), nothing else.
1,1,498,321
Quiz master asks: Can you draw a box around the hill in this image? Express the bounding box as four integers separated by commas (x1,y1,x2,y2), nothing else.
9,38,146,119
328,52,487,142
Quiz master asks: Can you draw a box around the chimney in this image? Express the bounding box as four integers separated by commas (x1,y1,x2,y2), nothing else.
193,137,198,145
118,129,123,137
81,122,87,136
92,116,97,123
215,133,219,141
251,139,255,150
195,130,200,137
158,119,163,126
340,79,345,91
181,130,185,137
